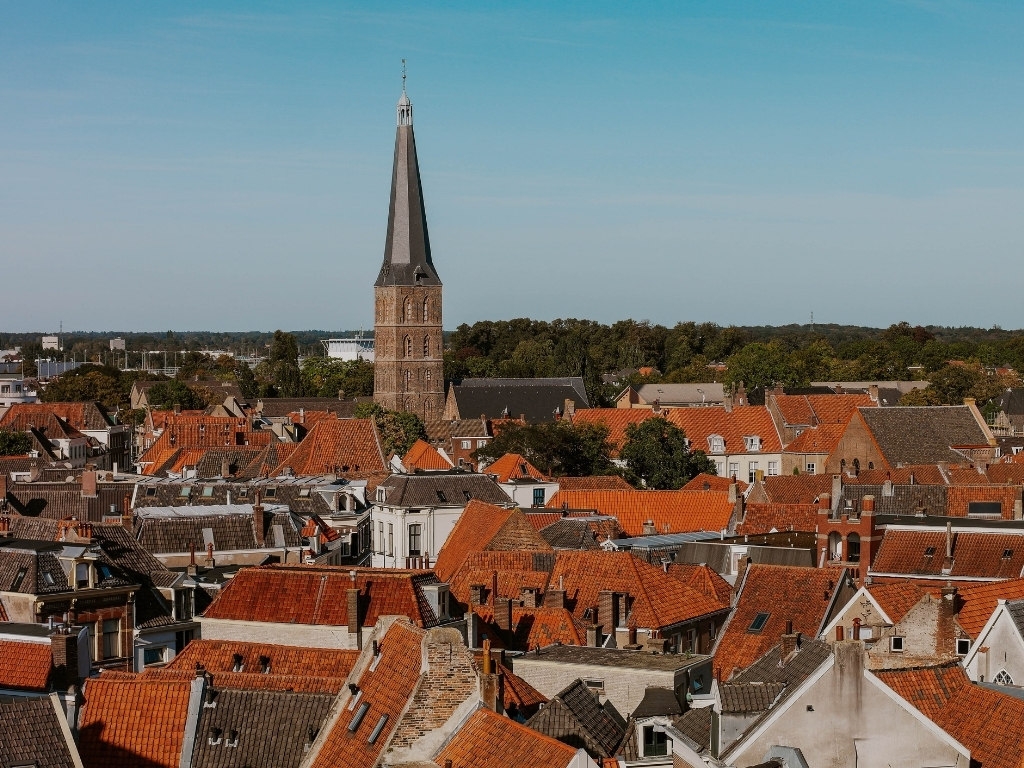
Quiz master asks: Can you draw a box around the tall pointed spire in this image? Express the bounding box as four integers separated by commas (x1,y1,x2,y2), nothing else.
375,72,439,288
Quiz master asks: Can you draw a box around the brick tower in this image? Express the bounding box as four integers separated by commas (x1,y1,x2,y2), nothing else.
373,81,445,421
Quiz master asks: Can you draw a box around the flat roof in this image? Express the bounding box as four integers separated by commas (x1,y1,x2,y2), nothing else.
515,645,710,672
0,622,53,638
0,539,63,553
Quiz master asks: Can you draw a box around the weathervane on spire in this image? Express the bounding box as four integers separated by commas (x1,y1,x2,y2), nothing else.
402,59,407,93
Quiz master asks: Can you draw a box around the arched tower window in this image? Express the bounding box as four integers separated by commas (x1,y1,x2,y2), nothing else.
403,298,412,323
423,336,430,358
405,336,412,358
828,531,842,562
422,297,429,322
404,370,412,391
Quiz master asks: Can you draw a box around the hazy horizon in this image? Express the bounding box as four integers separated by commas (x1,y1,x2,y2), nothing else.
3,2,1023,332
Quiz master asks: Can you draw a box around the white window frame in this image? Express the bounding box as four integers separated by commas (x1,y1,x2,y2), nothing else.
806,462,816,475
890,636,904,653
767,461,779,476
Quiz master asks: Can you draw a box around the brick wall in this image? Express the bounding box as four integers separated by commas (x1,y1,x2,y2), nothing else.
387,627,477,750
825,414,886,474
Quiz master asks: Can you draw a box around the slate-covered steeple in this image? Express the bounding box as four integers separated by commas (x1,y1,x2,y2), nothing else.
375,83,440,287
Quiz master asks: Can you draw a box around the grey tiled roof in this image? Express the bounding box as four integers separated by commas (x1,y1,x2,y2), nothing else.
0,696,79,767
134,480,336,517
379,472,511,507
539,519,601,550
134,510,302,554
718,681,787,713
731,638,832,685
190,688,335,768
5,482,131,522
449,378,590,423
859,406,991,465
0,544,69,593
838,484,948,517
673,705,712,750
526,678,625,758
255,397,358,418
1006,599,1024,637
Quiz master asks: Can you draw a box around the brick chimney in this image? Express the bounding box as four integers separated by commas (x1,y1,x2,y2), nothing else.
479,640,504,714
221,458,231,478
544,587,566,609
50,626,81,690
469,583,485,607
779,620,800,664
520,587,539,608
862,495,875,515
642,519,657,536
173,402,181,415
728,481,738,504
347,571,362,649
81,470,97,499
253,502,265,547
586,624,601,647
495,598,513,632
205,542,215,567
0,474,7,501
29,462,40,482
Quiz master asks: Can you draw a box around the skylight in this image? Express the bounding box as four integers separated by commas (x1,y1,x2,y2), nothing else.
924,547,936,557
436,490,448,503
747,612,770,633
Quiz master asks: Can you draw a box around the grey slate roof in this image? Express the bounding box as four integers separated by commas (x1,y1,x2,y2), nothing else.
0,542,69,593
255,397,358,419
540,518,602,550
375,107,439,287
191,688,335,768
718,681,787,713
1006,599,1024,637
838,484,948,517
134,509,303,554
631,686,683,718
0,696,80,767
858,406,991,465
526,678,625,758
731,638,832,686
134,479,338,517
378,472,511,507
520,645,709,672
997,389,1024,417
673,705,712,750
5,482,130,522
449,378,590,422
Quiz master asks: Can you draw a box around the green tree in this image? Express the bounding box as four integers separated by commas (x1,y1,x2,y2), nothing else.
145,380,212,410
41,365,161,409
354,403,426,457
619,417,716,489
269,330,302,397
472,421,615,477
725,342,799,390
301,358,374,398
900,388,943,406
0,428,31,456
234,362,259,399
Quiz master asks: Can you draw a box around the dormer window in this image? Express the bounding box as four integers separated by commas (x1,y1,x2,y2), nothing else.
708,435,725,454
743,435,762,452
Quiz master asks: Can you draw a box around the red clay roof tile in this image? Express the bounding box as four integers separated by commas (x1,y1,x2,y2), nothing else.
485,453,547,482
0,640,53,691
545,489,735,537
271,418,386,476
436,706,580,768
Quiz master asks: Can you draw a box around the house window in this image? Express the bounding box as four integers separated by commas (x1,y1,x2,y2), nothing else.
994,669,1014,685
178,487,191,498
10,567,27,590
744,436,762,452
747,612,770,633
76,563,90,588
387,523,393,557
102,619,120,659
968,501,1002,517
728,462,739,478
202,486,214,497
806,462,816,475
767,461,779,476
408,524,421,556
584,678,604,694
643,726,669,757
436,491,448,503
264,487,277,498
461,440,472,450
715,461,725,476
890,636,904,653
143,647,166,666
533,488,545,507
708,435,725,454
378,522,384,554
687,628,698,653
748,461,759,483
145,487,156,497
847,533,861,563
956,638,970,656
477,440,487,448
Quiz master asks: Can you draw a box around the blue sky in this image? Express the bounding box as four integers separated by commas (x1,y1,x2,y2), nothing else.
2,1,1023,332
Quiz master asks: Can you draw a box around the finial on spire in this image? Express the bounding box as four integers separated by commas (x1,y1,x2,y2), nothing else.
402,59,407,93
396,61,412,126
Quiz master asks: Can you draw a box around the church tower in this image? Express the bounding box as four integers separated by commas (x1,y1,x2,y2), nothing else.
373,80,445,421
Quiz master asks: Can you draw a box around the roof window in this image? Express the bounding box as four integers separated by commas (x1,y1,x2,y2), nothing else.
42,572,55,586
145,487,156,497
1003,549,1014,559
178,487,191,498
436,490,448,503
708,435,725,454
264,488,277,498
348,702,370,732
747,612,770,633
367,714,389,744
924,547,936,557
299,488,310,497
463,491,472,502
11,567,27,590
202,486,214,497
743,436,762,452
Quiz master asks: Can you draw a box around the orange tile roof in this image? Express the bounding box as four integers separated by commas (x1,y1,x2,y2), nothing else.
713,564,845,680
556,475,634,491
848,466,949,485
448,550,552,606
807,394,875,424
682,473,748,493
402,438,454,471
0,410,85,440
139,416,273,475
545,489,735,537
436,706,580,768
946,486,1019,518
310,621,425,768
759,474,833,504
79,673,193,767
877,662,1024,768
570,409,652,456
867,581,936,624
551,550,728,631
987,462,1024,484
956,578,1024,638
784,423,848,456
666,406,784,454
736,503,818,535
495,658,547,717
202,565,440,628
666,563,733,606
872,531,1024,579
472,605,587,650
0,640,53,691
271,418,386,476
125,666,347,694
0,402,111,432
772,395,816,426
167,639,358,678
436,500,523,581
485,453,547,482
